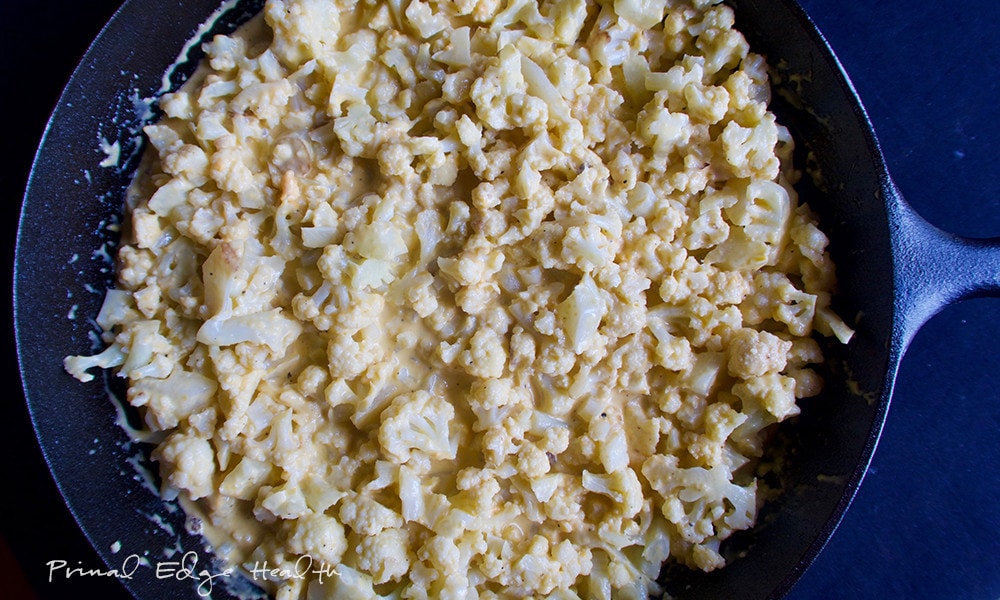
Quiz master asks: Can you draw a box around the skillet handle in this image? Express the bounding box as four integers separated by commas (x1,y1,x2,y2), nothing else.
888,178,1000,346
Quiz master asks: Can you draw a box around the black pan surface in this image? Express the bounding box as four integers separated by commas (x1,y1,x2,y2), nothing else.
9,1,1000,598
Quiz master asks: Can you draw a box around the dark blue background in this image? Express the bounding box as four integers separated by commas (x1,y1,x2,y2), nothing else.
3,1,998,598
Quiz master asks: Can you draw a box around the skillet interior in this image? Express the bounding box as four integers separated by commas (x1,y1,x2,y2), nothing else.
15,0,895,598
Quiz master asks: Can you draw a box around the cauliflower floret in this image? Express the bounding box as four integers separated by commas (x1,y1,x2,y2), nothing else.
725,179,790,245
467,377,530,431
64,344,125,383
741,272,818,336
209,146,260,198
732,372,799,421
355,527,410,584
196,309,302,355
614,0,668,28
686,402,748,467
537,420,571,455
590,539,664,598
694,6,750,76
459,327,507,378
339,493,404,536
327,324,384,380
208,346,266,438
146,176,195,215
127,367,217,431
605,333,653,394
549,0,588,43
727,327,792,379
258,481,311,520
405,0,448,39
333,102,378,157
456,467,502,515
454,0,502,21
581,468,643,519
596,510,642,551
684,82,731,125
648,317,695,372
437,239,505,287
219,456,273,501
433,26,472,67
516,443,550,479
598,426,630,474
153,430,216,500
642,455,756,548
378,391,456,464
470,45,527,131
230,80,296,127
685,204,730,251
286,512,348,566
518,54,572,125
406,273,440,318
557,272,609,355
202,33,244,72
417,535,470,599
530,474,584,525
131,209,164,249
637,102,692,155
117,319,174,380
509,535,593,596
96,288,139,331
720,113,780,180
480,401,532,468
265,0,341,67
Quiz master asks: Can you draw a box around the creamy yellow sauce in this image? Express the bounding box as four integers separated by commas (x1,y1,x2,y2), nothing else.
66,1,854,598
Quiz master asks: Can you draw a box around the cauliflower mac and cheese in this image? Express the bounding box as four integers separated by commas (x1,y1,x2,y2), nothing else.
66,0,854,597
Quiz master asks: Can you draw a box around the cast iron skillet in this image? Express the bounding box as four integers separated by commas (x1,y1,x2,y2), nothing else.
14,0,1000,598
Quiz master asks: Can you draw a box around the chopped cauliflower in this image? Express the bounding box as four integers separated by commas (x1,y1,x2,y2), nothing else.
378,391,456,464
152,430,216,501
286,512,348,566
64,0,854,597
354,527,410,584
727,327,792,379
459,327,507,379
338,493,404,536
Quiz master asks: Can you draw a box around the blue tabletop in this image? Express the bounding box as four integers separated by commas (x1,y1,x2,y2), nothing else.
3,1,998,598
